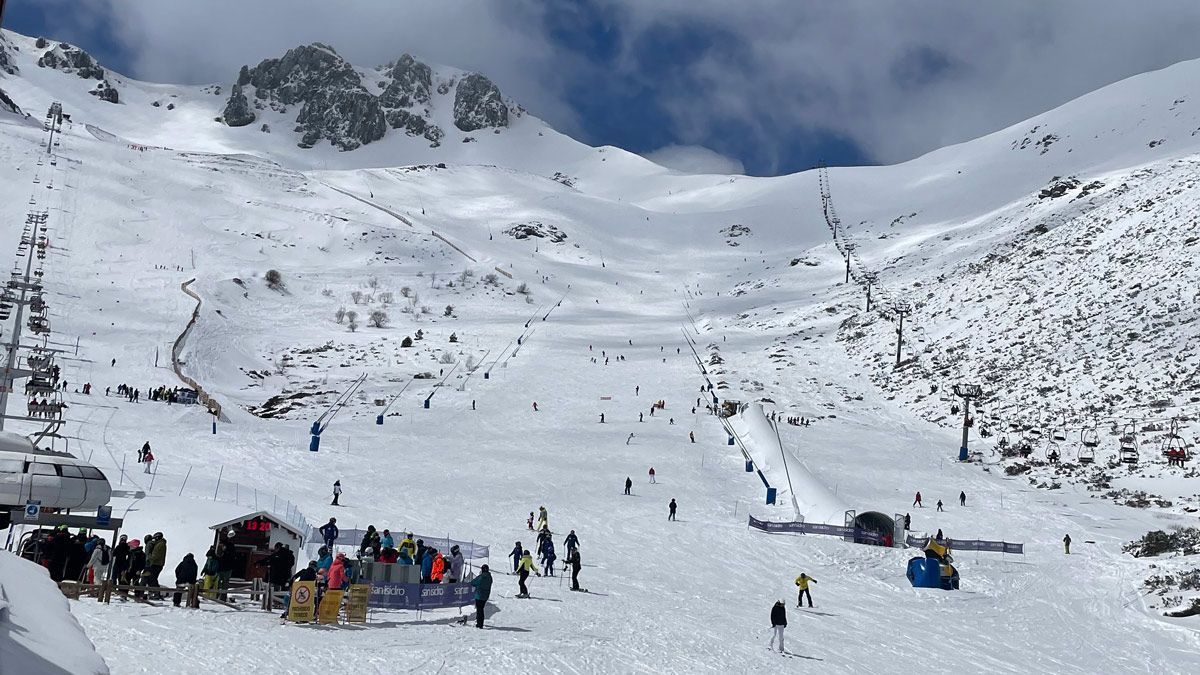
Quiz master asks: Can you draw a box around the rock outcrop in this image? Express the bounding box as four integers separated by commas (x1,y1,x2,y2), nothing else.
37,43,105,80
453,73,508,131
88,79,119,104
221,85,255,127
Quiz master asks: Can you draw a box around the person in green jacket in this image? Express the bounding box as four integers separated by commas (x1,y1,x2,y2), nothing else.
470,564,493,628
145,533,167,597
517,550,536,598
201,547,220,600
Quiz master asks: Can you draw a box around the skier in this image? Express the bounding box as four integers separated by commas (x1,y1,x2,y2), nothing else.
624,477,633,495
913,491,923,507
959,491,966,507
527,512,535,530
399,533,417,562
516,550,536,597
903,513,911,531
470,564,492,628
431,550,446,583
795,573,816,607
689,431,695,443
639,412,644,422
139,441,151,463
649,467,656,483
319,518,339,551
142,449,154,474
568,548,582,591
600,413,605,423
769,600,787,653
509,541,523,573
1063,534,1071,555
668,498,677,521
420,548,434,584
380,529,394,550
564,530,579,559
936,499,944,512
532,401,539,412
536,506,549,531
635,385,639,396
541,541,556,577
627,432,635,445
331,480,342,506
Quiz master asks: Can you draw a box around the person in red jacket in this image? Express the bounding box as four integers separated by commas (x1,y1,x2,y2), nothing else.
379,548,398,564
327,553,348,590
913,491,923,507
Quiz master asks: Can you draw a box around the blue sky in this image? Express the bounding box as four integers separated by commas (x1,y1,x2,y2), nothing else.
6,1,1200,176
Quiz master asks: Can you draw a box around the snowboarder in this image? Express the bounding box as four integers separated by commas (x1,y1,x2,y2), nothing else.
769,600,787,652
627,432,635,445
568,548,582,591
331,480,342,506
470,564,492,628
517,550,536,597
959,491,966,507
795,573,816,607
624,477,632,495
649,467,656,483
668,498,677,521
1063,534,1071,555
936,499,944,512
913,491,923,507
509,541,523,573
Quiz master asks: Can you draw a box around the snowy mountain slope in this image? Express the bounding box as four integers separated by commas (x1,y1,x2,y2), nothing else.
2,25,1200,674
0,553,109,674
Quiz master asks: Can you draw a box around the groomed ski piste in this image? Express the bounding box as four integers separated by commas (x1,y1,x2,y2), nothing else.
2,28,1200,673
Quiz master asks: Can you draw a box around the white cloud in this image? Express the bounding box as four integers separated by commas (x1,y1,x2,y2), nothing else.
37,0,1200,171
643,144,745,175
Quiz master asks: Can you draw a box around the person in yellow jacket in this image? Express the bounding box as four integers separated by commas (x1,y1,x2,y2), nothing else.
398,535,417,563
795,573,816,608
536,506,549,532
516,550,538,598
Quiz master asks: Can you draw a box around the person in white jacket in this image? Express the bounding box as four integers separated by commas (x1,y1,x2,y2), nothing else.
85,542,108,584
448,545,465,582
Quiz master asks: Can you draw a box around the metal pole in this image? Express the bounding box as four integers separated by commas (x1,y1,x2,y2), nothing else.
178,466,192,496
213,465,224,500
896,312,904,367
961,398,971,456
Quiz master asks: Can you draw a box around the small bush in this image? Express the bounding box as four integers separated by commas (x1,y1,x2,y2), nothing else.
444,305,454,317
400,286,412,298
379,292,394,305
265,269,284,290
368,277,379,289
351,290,364,304
346,310,358,332
369,310,389,328
321,288,333,297
334,307,346,324
483,273,499,286
516,282,530,295
439,351,456,364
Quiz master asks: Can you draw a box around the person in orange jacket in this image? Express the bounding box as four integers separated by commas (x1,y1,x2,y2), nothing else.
431,550,446,582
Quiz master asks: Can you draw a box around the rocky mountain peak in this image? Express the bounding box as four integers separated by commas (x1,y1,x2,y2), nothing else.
0,34,17,76
219,43,511,151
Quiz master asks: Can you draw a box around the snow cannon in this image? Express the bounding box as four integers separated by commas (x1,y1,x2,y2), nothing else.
906,537,960,590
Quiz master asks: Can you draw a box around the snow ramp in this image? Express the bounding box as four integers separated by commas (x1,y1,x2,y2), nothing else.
726,404,895,535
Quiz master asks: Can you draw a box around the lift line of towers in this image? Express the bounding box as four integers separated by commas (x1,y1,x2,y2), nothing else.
0,102,71,448
816,163,1193,469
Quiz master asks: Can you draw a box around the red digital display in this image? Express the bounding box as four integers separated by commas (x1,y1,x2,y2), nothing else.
245,519,272,532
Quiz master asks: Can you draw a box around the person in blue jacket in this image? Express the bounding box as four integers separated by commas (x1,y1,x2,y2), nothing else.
509,541,523,573
380,529,395,550
420,549,434,583
398,548,413,565
319,518,339,550
564,530,579,558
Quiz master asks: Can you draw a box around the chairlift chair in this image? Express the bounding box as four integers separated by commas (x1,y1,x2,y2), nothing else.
1046,441,1061,464
1119,422,1139,465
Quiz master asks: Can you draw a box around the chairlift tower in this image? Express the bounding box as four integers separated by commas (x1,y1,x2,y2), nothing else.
864,272,879,312
843,242,856,283
952,384,983,461
892,301,912,368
